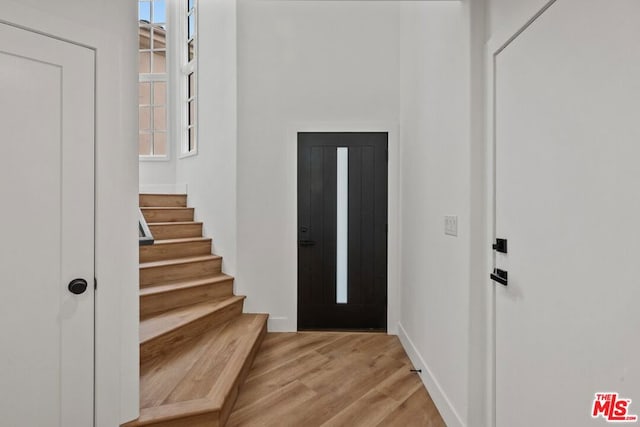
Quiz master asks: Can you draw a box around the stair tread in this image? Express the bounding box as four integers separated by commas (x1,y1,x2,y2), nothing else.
148,221,203,226
140,296,246,345
151,237,211,245
140,254,221,269
137,313,268,423
140,193,188,196
140,274,234,297
141,207,192,210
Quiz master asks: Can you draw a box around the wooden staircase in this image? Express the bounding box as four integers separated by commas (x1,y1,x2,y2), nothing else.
126,194,268,427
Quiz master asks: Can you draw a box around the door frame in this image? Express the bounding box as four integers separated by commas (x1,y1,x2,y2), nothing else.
486,1,559,425
288,122,401,335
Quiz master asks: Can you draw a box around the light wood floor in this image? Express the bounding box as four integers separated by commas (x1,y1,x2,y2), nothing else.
227,332,446,427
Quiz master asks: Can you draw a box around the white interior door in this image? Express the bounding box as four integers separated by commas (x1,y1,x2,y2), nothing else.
495,1,640,425
0,23,95,426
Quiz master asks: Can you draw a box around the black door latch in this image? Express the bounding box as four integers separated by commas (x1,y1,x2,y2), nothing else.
490,268,508,286
492,238,507,254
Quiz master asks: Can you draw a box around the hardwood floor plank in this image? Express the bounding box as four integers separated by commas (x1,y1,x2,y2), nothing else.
226,380,317,427
247,332,343,381
234,350,331,411
375,365,424,403
289,355,405,425
228,332,445,427
375,386,446,427
320,389,401,427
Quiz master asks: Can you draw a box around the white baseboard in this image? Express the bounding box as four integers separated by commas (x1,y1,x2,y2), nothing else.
267,316,294,332
387,322,399,335
397,322,466,427
139,184,188,194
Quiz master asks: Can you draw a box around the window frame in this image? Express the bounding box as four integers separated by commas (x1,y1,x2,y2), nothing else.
179,0,198,158
138,0,170,161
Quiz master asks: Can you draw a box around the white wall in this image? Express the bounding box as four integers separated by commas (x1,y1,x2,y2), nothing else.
236,0,401,332
140,158,177,190
488,0,551,41
1,0,139,425
397,2,473,426
176,0,238,276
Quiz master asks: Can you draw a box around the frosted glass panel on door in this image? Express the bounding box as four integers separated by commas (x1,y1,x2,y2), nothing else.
336,147,348,304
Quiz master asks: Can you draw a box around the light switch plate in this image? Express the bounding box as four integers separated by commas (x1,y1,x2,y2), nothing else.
445,215,458,236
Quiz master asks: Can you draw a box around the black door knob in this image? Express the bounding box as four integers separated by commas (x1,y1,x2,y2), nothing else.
68,278,88,295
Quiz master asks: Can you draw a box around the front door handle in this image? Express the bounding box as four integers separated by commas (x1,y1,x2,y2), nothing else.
299,240,316,247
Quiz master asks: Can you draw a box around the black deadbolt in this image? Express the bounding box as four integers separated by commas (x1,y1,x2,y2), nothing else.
68,278,88,295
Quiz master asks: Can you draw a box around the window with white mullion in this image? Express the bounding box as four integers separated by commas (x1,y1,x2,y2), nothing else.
139,76,168,157
181,0,197,155
186,70,196,152
139,0,168,158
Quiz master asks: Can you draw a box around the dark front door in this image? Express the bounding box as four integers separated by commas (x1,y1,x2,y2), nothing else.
298,132,388,331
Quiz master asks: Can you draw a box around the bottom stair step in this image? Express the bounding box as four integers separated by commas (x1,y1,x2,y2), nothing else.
125,313,269,427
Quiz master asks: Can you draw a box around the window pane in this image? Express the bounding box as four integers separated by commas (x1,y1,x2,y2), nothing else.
154,132,167,156
139,28,151,49
336,147,349,304
188,0,194,10
188,72,195,98
139,51,151,73
139,1,151,22
139,133,152,155
188,14,195,39
139,107,151,130
153,27,166,49
188,127,196,152
153,81,166,105
189,100,196,126
153,0,166,24
187,40,194,62
153,107,166,131
152,50,166,73
139,82,151,105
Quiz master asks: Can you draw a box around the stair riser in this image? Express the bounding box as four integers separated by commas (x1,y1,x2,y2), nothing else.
140,281,234,319
123,411,219,427
140,299,244,364
140,240,212,263
139,194,187,208
148,223,203,240
140,259,222,287
142,208,194,223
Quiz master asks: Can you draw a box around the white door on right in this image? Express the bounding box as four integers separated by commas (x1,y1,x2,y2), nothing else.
495,1,640,426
